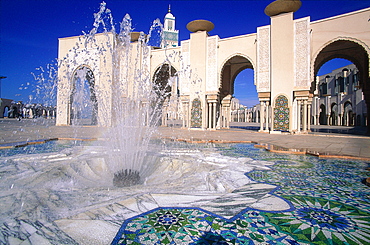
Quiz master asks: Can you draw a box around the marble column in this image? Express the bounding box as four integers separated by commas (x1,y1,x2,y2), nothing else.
208,102,212,129
297,100,301,132
307,104,311,131
213,102,217,129
265,101,270,131
260,102,265,131
226,106,231,128
303,100,307,132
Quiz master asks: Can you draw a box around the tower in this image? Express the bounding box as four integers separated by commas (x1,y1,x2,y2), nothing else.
161,5,179,48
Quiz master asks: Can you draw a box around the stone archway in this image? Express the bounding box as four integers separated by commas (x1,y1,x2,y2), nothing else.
312,39,370,133
220,55,254,101
219,55,255,128
70,65,98,126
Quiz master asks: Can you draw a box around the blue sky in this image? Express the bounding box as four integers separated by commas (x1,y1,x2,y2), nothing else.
0,0,369,106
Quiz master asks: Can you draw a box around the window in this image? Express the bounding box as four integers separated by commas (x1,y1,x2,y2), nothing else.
338,77,344,93
353,73,358,91
168,20,173,30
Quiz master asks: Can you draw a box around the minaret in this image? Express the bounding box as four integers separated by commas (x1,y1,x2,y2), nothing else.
161,5,179,48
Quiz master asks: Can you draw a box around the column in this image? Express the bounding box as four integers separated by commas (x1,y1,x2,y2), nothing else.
307,103,311,131
260,102,265,131
213,102,217,129
271,104,274,132
184,102,189,128
162,104,167,126
297,100,301,132
225,106,231,128
265,101,270,131
303,100,307,132
208,102,212,128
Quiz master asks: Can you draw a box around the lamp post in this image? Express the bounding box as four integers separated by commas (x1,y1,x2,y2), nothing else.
0,76,7,98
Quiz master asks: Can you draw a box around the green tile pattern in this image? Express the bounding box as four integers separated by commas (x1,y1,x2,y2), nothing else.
112,144,370,244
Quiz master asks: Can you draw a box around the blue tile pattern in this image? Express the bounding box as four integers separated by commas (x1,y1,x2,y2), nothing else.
112,144,370,244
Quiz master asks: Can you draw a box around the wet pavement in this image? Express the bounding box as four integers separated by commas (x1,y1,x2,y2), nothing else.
1,118,369,159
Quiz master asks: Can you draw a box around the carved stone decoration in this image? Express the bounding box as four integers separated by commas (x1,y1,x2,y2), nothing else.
257,26,271,93
206,36,218,92
294,17,310,89
181,40,190,93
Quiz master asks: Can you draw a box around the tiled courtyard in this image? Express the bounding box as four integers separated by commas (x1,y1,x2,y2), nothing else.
112,144,370,244
0,119,369,244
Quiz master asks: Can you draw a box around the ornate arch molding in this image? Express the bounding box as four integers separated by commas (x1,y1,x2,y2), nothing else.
311,37,370,91
219,53,255,99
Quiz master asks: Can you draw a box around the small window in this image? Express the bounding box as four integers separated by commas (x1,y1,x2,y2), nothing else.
168,21,173,30
338,77,344,93
353,73,358,91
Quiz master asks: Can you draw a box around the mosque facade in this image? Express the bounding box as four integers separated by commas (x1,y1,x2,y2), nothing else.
312,64,367,127
56,0,370,134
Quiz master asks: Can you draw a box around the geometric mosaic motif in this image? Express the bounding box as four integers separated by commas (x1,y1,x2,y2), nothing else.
112,144,370,244
274,95,289,131
190,98,202,128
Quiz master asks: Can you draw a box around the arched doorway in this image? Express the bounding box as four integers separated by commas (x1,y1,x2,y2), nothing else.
70,65,98,126
3,106,9,118
152,64,178,127
219,55,256,129
344,101,353,126
313,39,370,133
331,103,338,126
319,104,327,125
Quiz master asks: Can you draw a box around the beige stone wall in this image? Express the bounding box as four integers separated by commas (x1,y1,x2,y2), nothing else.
311,8,370,77
218,34,257,88
56,6,370,132
56,33,114,126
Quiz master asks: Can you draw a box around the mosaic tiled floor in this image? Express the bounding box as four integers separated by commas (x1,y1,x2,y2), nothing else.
112,144,370,244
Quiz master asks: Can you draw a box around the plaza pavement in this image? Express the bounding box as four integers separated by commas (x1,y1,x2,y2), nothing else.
1,118,369,159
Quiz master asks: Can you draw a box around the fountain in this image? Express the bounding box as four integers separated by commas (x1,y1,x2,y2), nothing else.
54,2,172,187
1,2,369,244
